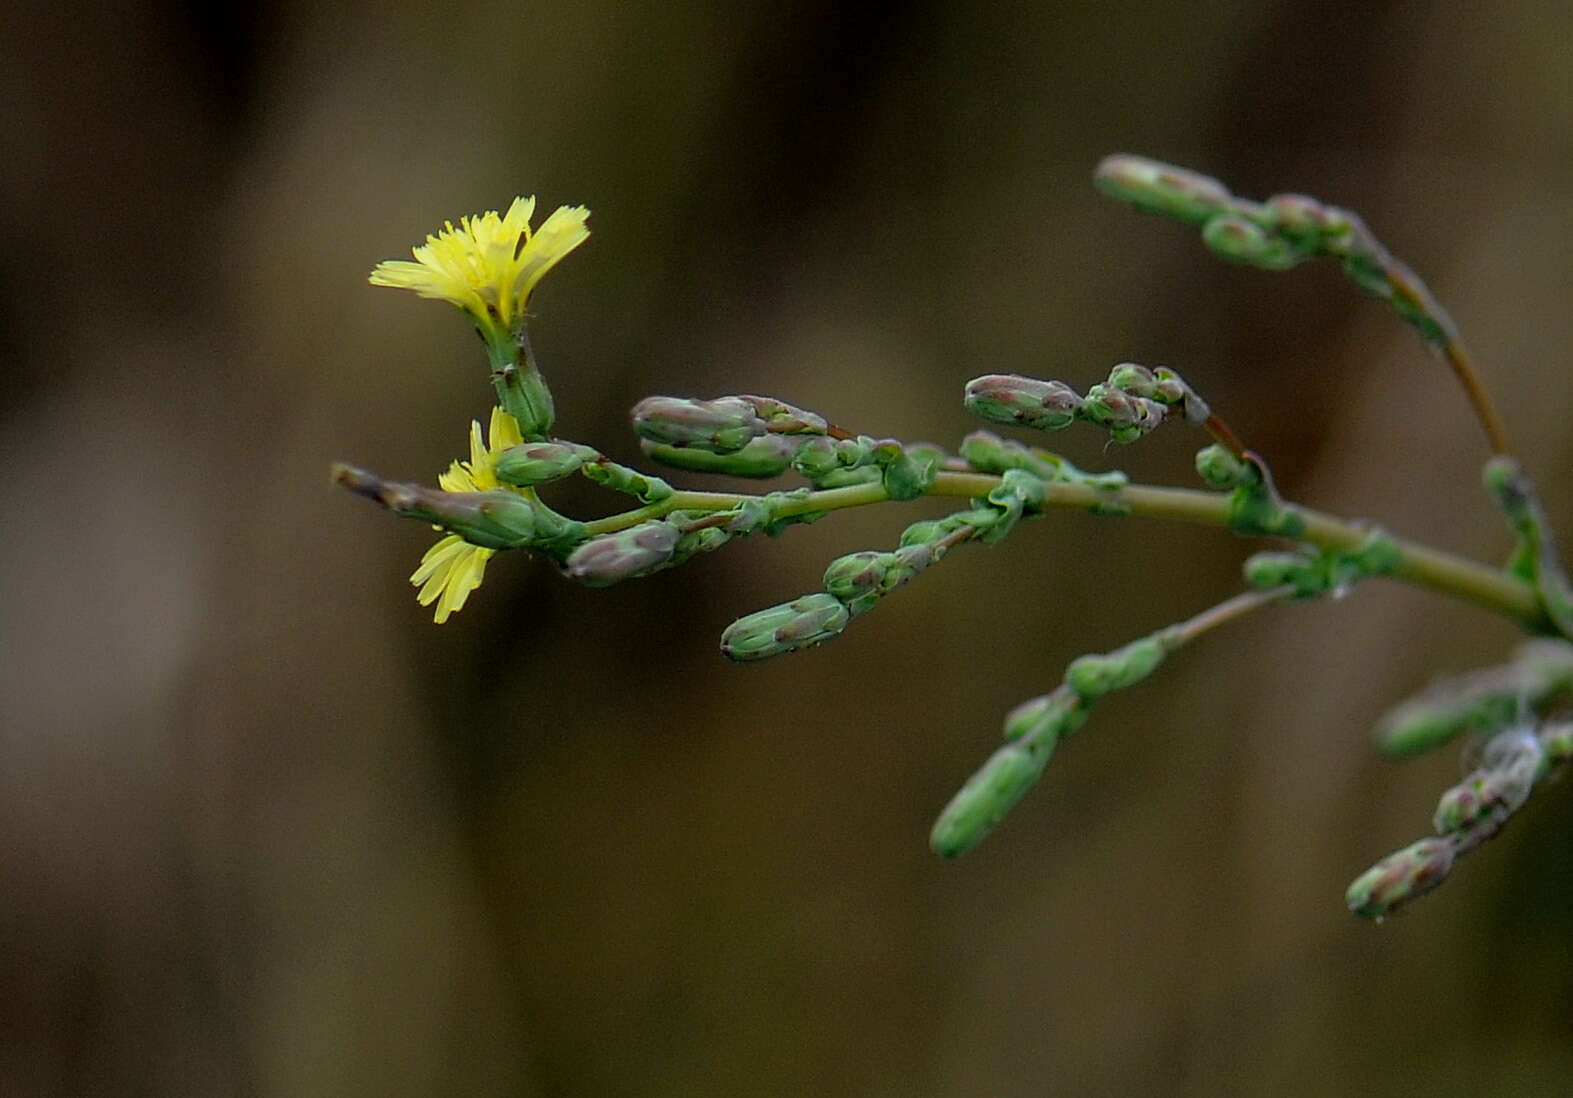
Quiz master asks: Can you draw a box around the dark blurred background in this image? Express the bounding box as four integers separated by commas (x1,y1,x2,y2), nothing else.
5,1,1573,1094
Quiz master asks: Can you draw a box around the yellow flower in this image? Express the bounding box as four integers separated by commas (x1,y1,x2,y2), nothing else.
409,407,526,623
369,197,590,331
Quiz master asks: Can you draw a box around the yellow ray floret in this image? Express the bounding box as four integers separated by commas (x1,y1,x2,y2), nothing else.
370,198,590,330
409,408,527,623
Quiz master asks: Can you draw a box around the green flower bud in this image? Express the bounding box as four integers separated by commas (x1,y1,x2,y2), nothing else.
1243,551,1305,591
1265,193,1333,241
877,442,940,501
630,395,766,453
1194,443,1257,489
1066,637,1167,700
1201,214,1304,270
720,593,849,661
494,441,590,486
900,519,949,548
1003,689,1087,743
929,740,1052,858
347,473,541,550
791,436,876,482
1433,777,1496,836
964,374,1082,432
1082,384,1166,438
1346,837,1454,920
564,521,679,587
824,550,892,605
640,435,800,478
1093,154,1233,225
1107,362,1157,398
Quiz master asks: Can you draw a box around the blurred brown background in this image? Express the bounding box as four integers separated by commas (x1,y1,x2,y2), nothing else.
5,1,1573,1094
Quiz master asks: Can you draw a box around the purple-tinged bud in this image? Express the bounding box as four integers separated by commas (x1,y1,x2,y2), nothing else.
494,441,591,486
1346,837,1455,920
630,395,766,453
641,434,799,478
720,593,849,661
964,374,1082,432
1265,193,1333,240
1093,155,1234,225
1201,214,1304,270
1107,362,1157,398
564,521,679,587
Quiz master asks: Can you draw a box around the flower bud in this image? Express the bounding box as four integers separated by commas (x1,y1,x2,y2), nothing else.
1346,837,1455,920
930,741,1052,858
1093,155,1233,225
640,435,799,478
629,395,766,453
563,521,679,587
1201,214,1303,270
720,593,849,661
1195,443,1257,489
1003,689,1087,743
964,375,1082,432
1265,193,1333,240
494,441,590,486
1066,637,1167,700
1107,362,1157,398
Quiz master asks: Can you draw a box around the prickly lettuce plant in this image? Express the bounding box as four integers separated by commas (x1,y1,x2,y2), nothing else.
335,158,1573,920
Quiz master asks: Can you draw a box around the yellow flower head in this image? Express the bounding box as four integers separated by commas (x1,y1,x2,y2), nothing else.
370,197,590,330
409,407,526,623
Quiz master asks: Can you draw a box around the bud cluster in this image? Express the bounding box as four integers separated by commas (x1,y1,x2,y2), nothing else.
1347,720,1568,920
1242,530,1401,600
965,362,1203,445
932,623,1185,857
1484,456,1573,639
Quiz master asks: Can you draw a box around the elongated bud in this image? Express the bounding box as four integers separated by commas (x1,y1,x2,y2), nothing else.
334,465,539,549
1065,637,1167,700
1093,154,1233,225
965,374,1082,431
1373,642,1573,758
720,593,849,661
630,395,766,453
1201,214,1304,270
640,434,799,478
564,521,679,587
494,441,590,486
930,741,1052,858
1346,837,1454,920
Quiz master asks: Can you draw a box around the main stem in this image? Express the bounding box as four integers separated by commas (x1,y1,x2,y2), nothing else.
580,471,1543,627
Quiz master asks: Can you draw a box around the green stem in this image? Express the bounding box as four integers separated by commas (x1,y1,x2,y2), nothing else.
579,471,1542,627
